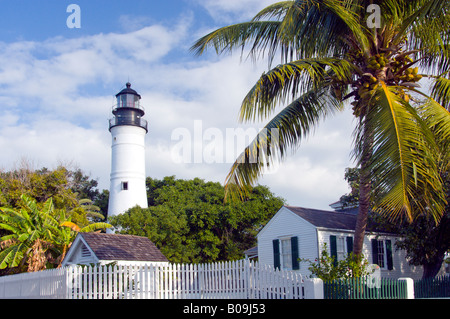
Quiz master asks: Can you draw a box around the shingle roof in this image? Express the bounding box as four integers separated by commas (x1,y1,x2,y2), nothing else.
285,206,356,230
244,246,258,258
79,232,168,262
284,206,391,233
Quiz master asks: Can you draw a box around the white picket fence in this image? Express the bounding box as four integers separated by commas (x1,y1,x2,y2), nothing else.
0,260,304,299
0,267,68,299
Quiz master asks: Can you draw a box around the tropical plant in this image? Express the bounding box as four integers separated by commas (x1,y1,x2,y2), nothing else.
0,195,110,272
192,0,450,256
301,243,371,281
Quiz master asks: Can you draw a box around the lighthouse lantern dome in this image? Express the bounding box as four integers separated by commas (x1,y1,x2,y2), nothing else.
109,82,147,132
115,82,142,109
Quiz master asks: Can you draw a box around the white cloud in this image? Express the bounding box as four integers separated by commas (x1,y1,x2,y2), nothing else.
258,109,356,209
119,15,155,32
193,0,276,22
0,8,355,210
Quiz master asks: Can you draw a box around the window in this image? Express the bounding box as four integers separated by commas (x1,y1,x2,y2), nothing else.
273,237,299,270
330,235,353,264
371,239,393,270
121,181,128,190
337,237,346,261
376,240,385,268
281,239,292,269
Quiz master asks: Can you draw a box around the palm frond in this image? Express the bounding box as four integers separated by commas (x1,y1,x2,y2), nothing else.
79,222,112,233
417,96,450,171
274,0,369,59
191,0,369,64
225,87,340,201
190,21,282,59
398,0,449,35
356,82,445,222
403,0,450,74
251,1,293,21
240,57,356,122
431,75,450,110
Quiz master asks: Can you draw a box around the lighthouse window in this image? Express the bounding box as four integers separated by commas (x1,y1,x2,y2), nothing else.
121,182,128,190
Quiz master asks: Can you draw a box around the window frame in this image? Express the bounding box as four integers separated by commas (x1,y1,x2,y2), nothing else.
280,238,293,270
330,235,353,263
371,238,393,270
273,236,300,271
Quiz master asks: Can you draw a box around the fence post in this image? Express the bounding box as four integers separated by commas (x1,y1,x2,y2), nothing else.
303,278,323,299
398,278,414,299
243,259,249,299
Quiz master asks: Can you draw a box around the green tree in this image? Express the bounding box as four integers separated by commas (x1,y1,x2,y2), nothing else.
339,163,449,278
0,165,107,223
338,167,361,209
109,176,284,263
0,195,110,273
396,212,450,278
0,166,78,210
192,0,450,256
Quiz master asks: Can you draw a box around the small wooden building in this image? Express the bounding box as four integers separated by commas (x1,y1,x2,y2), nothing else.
257,205,426,279
61,232,168,267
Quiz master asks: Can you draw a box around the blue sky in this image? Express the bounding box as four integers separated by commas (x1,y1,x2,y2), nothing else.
0,0,356,210
1,1,196,39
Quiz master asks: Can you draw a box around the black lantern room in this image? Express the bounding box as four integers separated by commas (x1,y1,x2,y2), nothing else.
109,82,148,132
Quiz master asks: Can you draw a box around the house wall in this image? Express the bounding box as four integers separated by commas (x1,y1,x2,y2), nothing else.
97,261,169,266
63,242,98,265
257,207,318,277
318,230,423,280
257,206,424,280
63,244,169,267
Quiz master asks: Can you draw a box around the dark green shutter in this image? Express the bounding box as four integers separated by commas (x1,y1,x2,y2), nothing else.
371,239,378,265
330,235,337,266
346,236,353,254
291,237,299,270
273,239,280,269
386,240,393,270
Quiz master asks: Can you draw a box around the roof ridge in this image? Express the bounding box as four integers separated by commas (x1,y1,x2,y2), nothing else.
284,205,357,216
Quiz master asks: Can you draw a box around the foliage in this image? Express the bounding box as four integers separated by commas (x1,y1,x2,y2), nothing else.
0,164,107,223
0,164,110,274
339,167,362,209
109,176,285,263
0,195,111,273
192,0,450,256
396,212,450,278
339,163,450,278
302,244,371,281
0,166,77,210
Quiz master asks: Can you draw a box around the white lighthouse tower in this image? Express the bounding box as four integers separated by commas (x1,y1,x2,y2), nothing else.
107,83,148,219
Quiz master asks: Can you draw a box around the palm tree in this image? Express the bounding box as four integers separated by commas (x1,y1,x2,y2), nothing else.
192,0,450,256
0,195,110,272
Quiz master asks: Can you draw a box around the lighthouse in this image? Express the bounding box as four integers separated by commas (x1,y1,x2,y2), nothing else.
107,83,148,219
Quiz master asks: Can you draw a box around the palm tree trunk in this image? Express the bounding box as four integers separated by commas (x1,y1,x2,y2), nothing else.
354,115,373,257
354,166,371,256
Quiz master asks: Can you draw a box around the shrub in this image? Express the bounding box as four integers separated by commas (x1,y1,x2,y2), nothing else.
301,243,371,281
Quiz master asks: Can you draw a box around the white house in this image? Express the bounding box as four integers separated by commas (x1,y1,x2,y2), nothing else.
61,232,169,267
257,205,425,280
